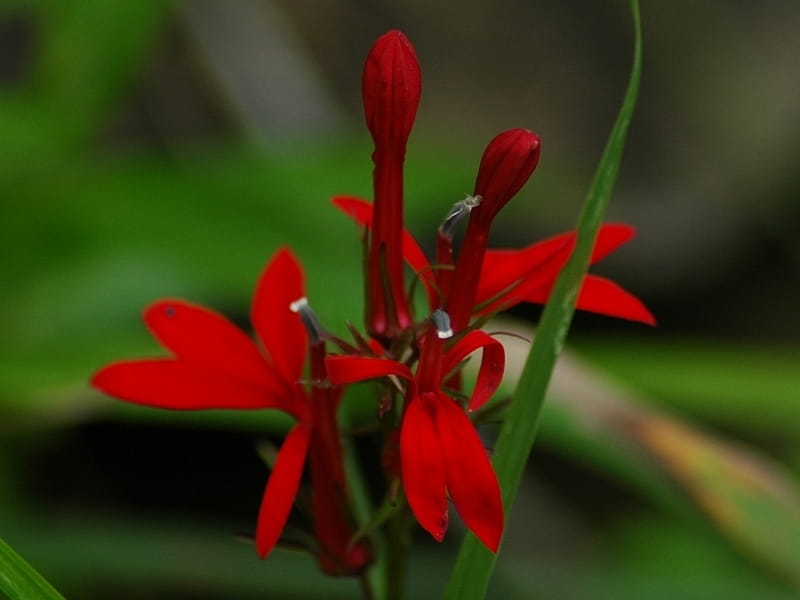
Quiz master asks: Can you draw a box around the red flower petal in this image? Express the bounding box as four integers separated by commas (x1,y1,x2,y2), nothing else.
400,393,448,542
590,224,636,264
576,275,656,325
442,331,506,412
91,359,283,410
434,394,503,552
144,300,281,392
332,196,437,307
256,423,312,558
331,195,372,227
252,248,308,387
325,356,414,388
521,274,656,325
475,224,639,315
476,235,572,310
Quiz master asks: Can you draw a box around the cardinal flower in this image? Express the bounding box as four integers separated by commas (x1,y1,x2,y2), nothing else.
326,310,506,551
91,248,371,575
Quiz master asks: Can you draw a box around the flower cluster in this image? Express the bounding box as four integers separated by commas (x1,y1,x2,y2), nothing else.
91,30,653,576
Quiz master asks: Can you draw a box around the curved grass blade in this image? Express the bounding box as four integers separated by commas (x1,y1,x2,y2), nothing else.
443,1,643,597
0,537,66,600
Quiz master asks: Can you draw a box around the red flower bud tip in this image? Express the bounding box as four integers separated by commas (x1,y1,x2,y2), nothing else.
473,128,541,227
362,30,422,149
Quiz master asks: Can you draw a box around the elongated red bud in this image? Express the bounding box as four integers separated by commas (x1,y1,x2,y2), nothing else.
444,129,541,331
472,128,541,227
362,30,422,149
361,30,422,340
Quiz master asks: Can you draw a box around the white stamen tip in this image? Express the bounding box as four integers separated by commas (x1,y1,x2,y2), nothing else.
430,309,454,339
289,297,308,313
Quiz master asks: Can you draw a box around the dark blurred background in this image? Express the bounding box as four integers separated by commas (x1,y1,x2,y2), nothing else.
1,1,798,599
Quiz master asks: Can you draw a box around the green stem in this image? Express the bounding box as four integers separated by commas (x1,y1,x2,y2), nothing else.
385,508,412,600
343,434,387,600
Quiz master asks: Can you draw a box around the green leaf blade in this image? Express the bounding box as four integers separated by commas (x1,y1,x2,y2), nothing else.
0,537,66,600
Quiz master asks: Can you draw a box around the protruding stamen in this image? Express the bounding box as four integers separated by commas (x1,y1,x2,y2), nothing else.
438,195,483,240
430,309,453,339
290,296,324,344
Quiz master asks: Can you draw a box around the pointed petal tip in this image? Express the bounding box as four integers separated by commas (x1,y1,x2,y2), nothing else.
89,365,110,392
480,510,504,552
89,362,133,398
254,425,311,563
578,275,658,327
252,247,308,386
143,298,182,331
423,509,449,544
331,195,372,225
483,531,501,553
466,503,504,553
255,541,271,560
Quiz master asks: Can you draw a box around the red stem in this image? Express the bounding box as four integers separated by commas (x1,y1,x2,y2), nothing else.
308,343,372,575
444,219,489,333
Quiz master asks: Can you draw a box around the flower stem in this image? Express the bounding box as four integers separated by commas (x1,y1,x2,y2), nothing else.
342,427,387,600
385,506,412,600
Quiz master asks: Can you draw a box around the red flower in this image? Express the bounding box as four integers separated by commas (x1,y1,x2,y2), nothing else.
332,195,655,328
326,314,506,551
362,30,422,341
91,248,371,574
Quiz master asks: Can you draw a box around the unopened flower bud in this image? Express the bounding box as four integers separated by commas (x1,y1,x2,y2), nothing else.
444,129,540,332
362,30,422,149
472,129,541,227
361,30,423,339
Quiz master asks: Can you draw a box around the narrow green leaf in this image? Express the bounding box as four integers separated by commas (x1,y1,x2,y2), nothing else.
0,537,66,600
444,1,643,597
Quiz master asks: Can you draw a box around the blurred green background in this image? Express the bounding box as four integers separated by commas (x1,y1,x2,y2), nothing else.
1,1,799,598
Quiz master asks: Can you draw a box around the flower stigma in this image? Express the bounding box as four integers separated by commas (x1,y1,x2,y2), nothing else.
290,296,324,344
430,309,454,340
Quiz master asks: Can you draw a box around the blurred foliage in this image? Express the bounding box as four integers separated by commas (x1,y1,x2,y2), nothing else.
1,1,798,599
